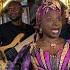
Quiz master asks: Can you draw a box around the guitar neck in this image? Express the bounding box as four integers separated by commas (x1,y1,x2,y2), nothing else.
14,33,35,53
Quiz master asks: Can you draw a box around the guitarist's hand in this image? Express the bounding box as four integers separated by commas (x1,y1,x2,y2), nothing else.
4,47,18,62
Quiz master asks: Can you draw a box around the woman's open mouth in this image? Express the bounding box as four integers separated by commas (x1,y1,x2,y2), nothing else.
51,28,60,35
52,30,59,33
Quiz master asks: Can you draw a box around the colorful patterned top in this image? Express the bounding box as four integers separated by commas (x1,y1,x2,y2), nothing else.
8,40,70,70
31,41,70,70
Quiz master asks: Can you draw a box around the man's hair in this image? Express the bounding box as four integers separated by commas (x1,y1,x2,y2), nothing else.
7,1,22,11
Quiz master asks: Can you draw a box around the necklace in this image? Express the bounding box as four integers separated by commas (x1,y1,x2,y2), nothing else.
43,38,59,48
38,37,64,56
43,39,59,56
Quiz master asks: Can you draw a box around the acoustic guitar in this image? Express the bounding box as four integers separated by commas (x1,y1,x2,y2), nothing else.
0,33,35,70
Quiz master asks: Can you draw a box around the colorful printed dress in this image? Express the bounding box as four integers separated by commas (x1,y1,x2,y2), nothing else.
8,40,70,70
30,41,70,70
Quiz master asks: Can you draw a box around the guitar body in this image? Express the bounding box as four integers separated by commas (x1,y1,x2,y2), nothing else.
0,33,35,70
0,33,24,70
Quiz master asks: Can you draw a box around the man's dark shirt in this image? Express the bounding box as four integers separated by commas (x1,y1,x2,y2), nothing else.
0,21,35,46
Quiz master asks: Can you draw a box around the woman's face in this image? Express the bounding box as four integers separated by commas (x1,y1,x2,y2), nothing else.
41,11,63,38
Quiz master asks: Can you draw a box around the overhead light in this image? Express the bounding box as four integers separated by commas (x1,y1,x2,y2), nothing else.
0,0,3,13
0,0,12,13
3,0,12,9
60,0,70,9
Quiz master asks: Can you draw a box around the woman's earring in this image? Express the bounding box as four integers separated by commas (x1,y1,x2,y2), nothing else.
39,28,43,38
39,28,42,34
